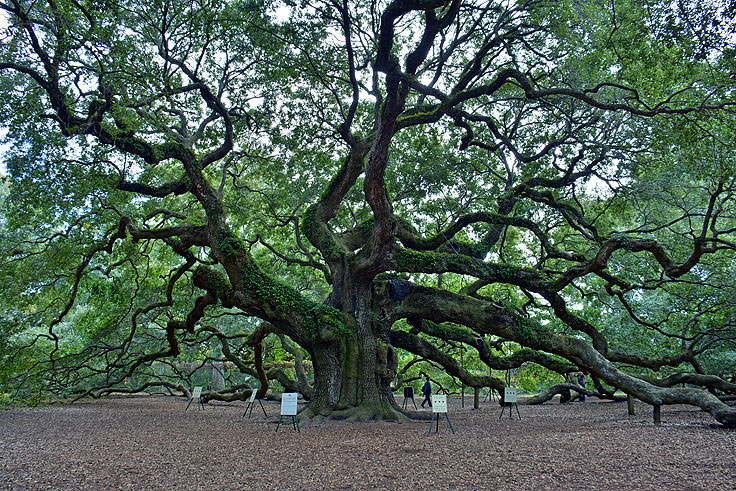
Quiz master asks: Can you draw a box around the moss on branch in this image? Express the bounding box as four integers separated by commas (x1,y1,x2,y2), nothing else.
393,247,551,291
240,262,350,340
216,229,246,257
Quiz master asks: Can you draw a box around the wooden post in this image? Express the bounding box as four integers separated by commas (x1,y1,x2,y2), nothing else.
653,404,661,425
473,387,479,409
627,394,635,415
460,345,465,408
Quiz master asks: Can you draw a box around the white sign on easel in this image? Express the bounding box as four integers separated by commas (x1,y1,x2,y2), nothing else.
499,387,522,420
427,394,455,435
431,394,448,413
277,393,300,432
185,386,204,411
242,385,267,419
281,392,298,416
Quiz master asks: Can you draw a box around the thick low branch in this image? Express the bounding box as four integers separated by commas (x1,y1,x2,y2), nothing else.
641,372,736,394
192,264,328,348
93,380,189,399
201,384,254,403
407,317,574,374
522,383,626,405
397,285,736,427
390,329,505,392
608,351,701,372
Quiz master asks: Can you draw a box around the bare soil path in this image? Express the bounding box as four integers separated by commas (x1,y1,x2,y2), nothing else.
1,395,734,490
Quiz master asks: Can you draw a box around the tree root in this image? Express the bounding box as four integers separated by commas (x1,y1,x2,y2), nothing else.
297,401,418,424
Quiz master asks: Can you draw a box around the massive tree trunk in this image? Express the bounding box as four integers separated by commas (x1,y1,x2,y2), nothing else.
299,290,407,422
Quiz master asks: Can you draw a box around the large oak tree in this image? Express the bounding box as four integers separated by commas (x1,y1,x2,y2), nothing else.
1,0,736,425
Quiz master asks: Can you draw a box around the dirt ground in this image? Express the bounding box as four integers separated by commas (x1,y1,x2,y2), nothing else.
1,394,735,490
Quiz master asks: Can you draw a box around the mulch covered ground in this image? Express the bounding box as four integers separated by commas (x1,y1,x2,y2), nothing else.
1,394,734,490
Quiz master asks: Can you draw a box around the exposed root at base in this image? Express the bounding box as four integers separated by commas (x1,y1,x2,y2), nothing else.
297,402,421,424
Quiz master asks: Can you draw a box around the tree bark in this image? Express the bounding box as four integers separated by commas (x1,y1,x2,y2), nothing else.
298,289,407,422
628,394,635,415
399,285,736,427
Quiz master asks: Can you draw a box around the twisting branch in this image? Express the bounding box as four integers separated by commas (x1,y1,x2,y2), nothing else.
395,284,736,426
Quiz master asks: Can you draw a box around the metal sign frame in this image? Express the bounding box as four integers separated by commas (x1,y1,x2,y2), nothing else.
276,393,300,433
185,386,204,411
498,387,522,420
427,395,455,435
242,389,268,419
402,386,417,410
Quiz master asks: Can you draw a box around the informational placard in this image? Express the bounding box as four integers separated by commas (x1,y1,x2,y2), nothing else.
185,386,204,411
426,394,455,435
243,386,267,419
403,386,414,399
504,387,517,403
281,392,298,416
431,394,448,413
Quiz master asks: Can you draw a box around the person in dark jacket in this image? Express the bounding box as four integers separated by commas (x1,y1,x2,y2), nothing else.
421,376,432,408
577,371,587,402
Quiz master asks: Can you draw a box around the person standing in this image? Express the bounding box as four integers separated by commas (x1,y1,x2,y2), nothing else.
421,375,432,408
577,371,587,402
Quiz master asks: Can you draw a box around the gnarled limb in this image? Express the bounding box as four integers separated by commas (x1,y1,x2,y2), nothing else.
406,317,574,374
398,285,736,427
390,329,506,393
641,372,736,394
522,383,626,405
